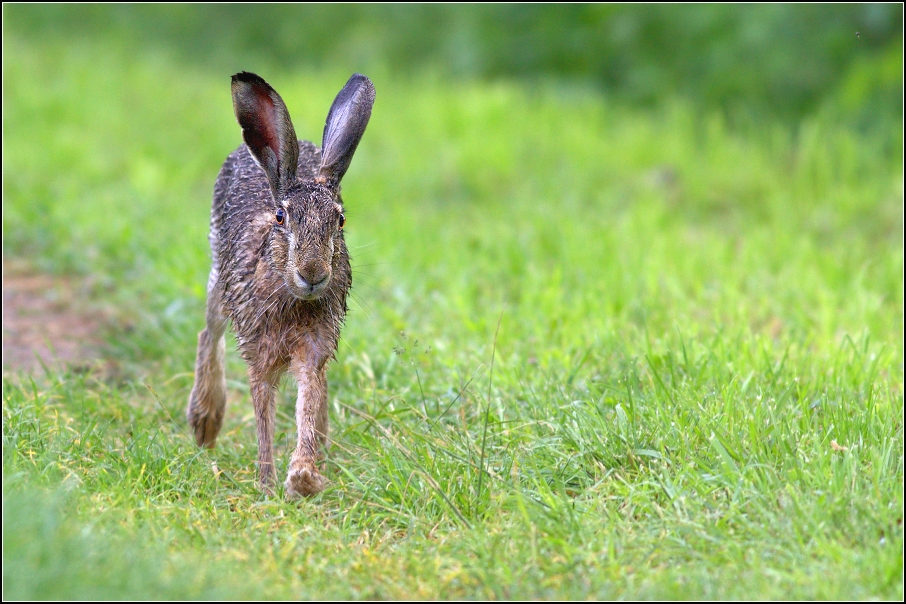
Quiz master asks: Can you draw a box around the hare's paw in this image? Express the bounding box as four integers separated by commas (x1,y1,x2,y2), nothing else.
186,387,225,448
256,470,278,497
284,466,327,498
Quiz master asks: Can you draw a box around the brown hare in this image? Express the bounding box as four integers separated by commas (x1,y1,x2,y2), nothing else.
187,72,375,497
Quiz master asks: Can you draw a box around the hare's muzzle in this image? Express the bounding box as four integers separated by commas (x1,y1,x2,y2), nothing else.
292,265,331,299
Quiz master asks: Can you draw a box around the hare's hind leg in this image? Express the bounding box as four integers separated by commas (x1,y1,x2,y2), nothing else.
187,283,228,448
284,356,329,498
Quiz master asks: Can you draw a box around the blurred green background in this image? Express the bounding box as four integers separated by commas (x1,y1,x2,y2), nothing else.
9,4,903,121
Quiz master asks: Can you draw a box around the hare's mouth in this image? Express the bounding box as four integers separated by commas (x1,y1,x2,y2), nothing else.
289,269,331,300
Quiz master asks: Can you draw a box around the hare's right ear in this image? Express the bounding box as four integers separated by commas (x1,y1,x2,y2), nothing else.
319,74,375,186
231,72,299,200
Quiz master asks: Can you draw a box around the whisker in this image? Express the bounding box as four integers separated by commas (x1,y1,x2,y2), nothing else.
347,292,376,324
347,239,379,250
253,281,288,325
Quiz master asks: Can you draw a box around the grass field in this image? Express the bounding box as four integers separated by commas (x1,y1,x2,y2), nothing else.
3,15,904,600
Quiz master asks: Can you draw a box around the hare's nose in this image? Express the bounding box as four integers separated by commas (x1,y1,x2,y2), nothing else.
296,267,330,293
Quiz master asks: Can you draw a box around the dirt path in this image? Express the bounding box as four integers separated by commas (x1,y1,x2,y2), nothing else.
2,262,109,374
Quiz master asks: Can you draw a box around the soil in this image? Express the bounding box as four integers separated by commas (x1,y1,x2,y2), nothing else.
2,262,110,374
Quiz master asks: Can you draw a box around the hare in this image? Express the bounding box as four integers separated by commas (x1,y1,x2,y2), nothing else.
187,72,375,497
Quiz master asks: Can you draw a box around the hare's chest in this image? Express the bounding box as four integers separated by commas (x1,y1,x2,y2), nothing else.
234,301,336,370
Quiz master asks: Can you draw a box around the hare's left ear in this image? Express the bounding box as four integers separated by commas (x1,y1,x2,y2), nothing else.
319,74,375,186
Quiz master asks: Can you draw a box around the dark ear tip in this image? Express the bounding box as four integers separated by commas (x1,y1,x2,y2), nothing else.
344,73,375,97
232,71,268,86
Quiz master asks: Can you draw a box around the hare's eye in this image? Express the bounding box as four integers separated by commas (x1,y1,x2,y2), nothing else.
338,213,346,230
275,208,285,225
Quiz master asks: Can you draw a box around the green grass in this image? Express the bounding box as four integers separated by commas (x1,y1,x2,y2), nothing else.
3,19,903,601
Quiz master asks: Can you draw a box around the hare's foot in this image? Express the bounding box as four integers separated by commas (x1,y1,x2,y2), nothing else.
187,384,225,448
257,466,278,496
284,464,326,498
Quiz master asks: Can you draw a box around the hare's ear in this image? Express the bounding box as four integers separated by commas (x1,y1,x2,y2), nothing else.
319,74,375,185
231,72,299,200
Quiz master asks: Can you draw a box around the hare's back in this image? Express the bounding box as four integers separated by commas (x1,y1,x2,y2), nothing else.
294,140,322,180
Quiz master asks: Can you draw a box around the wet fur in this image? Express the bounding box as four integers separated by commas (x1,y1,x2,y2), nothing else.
187,73,371,498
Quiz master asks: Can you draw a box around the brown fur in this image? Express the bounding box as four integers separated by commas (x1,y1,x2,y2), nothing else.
187,73,373,497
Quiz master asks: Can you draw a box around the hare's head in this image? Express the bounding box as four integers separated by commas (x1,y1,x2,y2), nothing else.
231,72,374,300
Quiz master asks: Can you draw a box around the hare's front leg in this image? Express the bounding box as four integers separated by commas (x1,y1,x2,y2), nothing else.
187,292,228,448
284,357,329,497
248,369,280,492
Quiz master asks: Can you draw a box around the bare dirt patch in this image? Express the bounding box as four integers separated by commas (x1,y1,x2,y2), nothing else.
2,262,111,374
